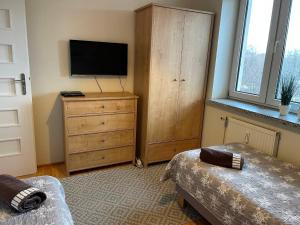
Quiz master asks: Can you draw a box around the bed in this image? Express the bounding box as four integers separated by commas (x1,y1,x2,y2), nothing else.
162,143,300,225
0,176,73,225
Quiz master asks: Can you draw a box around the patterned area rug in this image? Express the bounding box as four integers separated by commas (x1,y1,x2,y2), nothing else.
61,163,199,225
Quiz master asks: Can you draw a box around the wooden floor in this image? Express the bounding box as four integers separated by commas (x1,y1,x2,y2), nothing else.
18,163,67,179
18,163,206,225
18,162,136,179
184,223,206,225
184,218,209,225
18,162,128,179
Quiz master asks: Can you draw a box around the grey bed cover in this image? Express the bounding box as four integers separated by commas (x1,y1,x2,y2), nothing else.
162,143,300,225
0,176,73,225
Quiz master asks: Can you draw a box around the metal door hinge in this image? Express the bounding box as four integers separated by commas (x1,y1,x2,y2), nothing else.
15,73,26,95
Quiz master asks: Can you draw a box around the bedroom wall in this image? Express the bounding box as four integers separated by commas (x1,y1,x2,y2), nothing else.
25,0,198,165
202,105,300,166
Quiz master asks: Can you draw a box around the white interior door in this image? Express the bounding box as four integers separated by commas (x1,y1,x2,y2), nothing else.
0,0,37,176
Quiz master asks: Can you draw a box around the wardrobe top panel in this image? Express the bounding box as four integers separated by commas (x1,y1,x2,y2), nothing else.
135,3,214,15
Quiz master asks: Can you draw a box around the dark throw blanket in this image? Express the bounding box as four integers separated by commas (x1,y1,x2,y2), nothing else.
0,174,47,213
200,147,244,170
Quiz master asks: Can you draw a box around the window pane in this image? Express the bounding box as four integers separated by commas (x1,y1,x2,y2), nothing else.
236,0,274,95
276,0,300,103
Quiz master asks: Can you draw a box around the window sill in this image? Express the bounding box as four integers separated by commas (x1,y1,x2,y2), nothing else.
207,98,300,129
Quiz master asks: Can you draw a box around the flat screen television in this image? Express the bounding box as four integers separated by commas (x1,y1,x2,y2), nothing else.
70,40,128,76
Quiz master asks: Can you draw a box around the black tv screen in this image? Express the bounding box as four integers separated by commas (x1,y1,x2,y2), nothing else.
70,40,128,76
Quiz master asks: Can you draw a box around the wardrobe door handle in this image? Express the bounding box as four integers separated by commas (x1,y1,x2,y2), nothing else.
173,79,177,82
181,79,186,82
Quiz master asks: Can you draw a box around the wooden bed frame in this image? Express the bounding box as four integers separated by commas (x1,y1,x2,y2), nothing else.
176,184,223,225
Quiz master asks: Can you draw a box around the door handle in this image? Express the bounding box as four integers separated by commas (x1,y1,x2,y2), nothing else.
15,73,26,95
181,79,186,82
173,79,177,81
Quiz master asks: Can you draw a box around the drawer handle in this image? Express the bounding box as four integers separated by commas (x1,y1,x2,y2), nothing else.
101,105,105,109
100,140,105,143
101,122,105,125
101,156,105,160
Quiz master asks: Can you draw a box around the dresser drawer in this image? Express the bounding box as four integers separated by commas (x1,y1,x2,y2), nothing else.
68,146,133,171
67,113,135,135
65,100,135,116
68,130,134,154
148,139,199,163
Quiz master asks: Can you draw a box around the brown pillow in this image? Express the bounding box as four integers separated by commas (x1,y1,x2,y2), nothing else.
200,147,244,170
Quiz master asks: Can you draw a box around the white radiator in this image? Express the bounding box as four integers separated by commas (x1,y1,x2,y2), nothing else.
223,117,280,156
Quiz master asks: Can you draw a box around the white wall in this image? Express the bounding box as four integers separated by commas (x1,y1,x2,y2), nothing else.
202,105,300,166
25,0,196,165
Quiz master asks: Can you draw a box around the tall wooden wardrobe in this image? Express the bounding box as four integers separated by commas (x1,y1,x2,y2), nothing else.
134,4,213,166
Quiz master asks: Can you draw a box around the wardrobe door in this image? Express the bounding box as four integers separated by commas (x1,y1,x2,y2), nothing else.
176,12,212,140
148,7,185,143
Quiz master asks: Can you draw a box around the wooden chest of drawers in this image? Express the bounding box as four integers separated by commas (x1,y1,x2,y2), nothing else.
61,92,138,175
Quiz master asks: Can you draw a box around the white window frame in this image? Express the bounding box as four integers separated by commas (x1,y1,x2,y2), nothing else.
229,0,299,112
265,0,297,110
